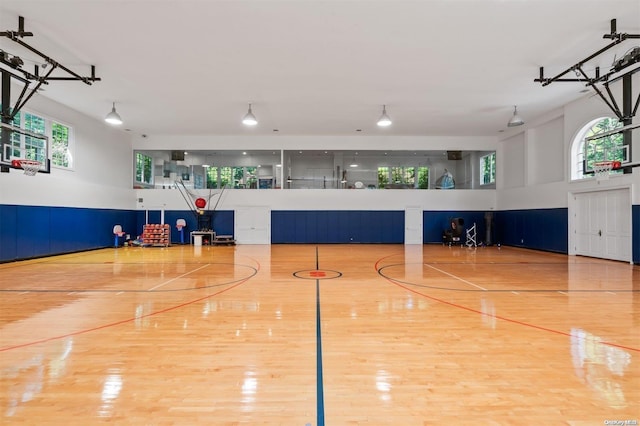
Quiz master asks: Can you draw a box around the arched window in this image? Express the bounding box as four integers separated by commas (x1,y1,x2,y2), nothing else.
571,117,624,180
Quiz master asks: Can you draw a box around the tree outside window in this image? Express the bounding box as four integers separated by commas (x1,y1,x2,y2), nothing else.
135,152,153,184
480,153,496,185
417,167,429,189
377,166,389,188
246,166,258,188
206,167,218,189
0,107,73,168
572,117,624,180
583,118,624,170
220,167,232,188
51,122,71,167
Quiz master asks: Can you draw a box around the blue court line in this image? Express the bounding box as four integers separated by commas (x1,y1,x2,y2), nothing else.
315,245,325,426
316,279,325,426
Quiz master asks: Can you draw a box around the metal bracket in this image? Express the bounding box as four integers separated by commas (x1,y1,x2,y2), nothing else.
0,16,101,121
534,19,639,121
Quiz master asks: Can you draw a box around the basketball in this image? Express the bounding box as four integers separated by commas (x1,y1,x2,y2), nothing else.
195,198,206,209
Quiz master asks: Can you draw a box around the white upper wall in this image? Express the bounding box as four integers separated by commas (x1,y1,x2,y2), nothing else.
3,72,638,212
0,92,134,209
497,73,640,209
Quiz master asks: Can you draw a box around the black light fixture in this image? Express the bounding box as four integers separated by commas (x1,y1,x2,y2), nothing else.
104,102,123,125
507,105,524,127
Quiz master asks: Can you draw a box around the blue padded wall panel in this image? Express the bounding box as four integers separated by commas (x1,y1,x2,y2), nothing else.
0,204,136,262
271,210,404,244
633,205,639,264
314,211,329,243
0,205,18,261
494,208,568,253
17,205,52,259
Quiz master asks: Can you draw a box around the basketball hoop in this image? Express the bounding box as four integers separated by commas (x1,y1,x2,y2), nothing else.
592,160,622,181
17,160,42,176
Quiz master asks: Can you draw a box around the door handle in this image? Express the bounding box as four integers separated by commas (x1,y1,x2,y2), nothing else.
598,230,602,237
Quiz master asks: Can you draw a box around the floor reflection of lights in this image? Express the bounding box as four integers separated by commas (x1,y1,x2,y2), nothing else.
98,369,123,418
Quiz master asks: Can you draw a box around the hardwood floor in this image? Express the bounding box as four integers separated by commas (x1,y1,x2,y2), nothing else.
1,244,638,425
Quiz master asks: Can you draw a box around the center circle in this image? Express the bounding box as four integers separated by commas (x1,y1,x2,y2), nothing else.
293,269,342,280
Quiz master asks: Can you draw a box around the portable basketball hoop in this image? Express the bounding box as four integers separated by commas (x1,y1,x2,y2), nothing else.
592,160,620,181
15,159,42,176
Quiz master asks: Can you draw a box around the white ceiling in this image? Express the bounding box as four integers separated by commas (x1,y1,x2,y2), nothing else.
1,1,639,139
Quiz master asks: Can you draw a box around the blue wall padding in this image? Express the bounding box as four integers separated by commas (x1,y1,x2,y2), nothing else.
0,204,135,261
1,204,636,264
494,208,568,253
271,210,404,243
633,205,639,264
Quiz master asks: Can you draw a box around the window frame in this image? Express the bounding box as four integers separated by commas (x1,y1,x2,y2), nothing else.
570,117,624,181
480,152,496,186
2,106,75,171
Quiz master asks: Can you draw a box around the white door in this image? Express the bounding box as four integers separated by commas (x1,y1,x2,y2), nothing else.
235,206,271,244
573,189,631,262
405,207,423,244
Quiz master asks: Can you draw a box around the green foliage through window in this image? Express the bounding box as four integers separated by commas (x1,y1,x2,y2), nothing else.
480,153,496,185
584,117,624,171
135,153,153,184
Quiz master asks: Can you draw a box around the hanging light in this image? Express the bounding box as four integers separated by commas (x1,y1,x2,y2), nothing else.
377,105,392,127
350,152,358,167
104,102,123,125
507,105,524,127
242,103,258,126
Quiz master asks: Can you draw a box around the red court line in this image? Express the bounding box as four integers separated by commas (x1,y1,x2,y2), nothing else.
374,257,640,353
1,259,261,352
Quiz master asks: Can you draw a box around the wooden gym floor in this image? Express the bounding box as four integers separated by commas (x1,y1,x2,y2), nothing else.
0,244,638,425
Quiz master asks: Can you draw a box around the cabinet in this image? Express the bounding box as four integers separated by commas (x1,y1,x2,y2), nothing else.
142,224,170,247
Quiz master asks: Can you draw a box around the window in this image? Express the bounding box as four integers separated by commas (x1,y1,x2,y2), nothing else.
480,153,496,185
220,166,232,188
205,167,218,189
417,166,429,189
246,166,258,189
377,166,428,189
135,152,153,184
391,166,415,185
232,166,245,188
0,107,73,169
571,117,624,180
51,122,72,167
377,166,389,188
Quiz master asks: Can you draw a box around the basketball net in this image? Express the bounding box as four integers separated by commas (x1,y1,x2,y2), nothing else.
592,161,614,181
19,160,42,176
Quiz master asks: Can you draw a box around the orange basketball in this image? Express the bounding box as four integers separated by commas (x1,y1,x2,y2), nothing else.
195,198,206,209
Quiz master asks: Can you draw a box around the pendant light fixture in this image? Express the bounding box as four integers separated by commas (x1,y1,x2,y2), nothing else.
507,105,524,127
242,103,258,126
377,105,392,127
104,102,123,125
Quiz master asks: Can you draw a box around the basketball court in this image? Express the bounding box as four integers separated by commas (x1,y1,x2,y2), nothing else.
1,3,640,425
1,244,638,424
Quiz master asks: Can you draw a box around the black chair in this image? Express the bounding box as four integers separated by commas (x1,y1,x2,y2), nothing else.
442,217,464,245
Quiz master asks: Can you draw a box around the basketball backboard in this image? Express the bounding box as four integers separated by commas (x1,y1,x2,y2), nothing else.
583,133,629,174
0,122,50,173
